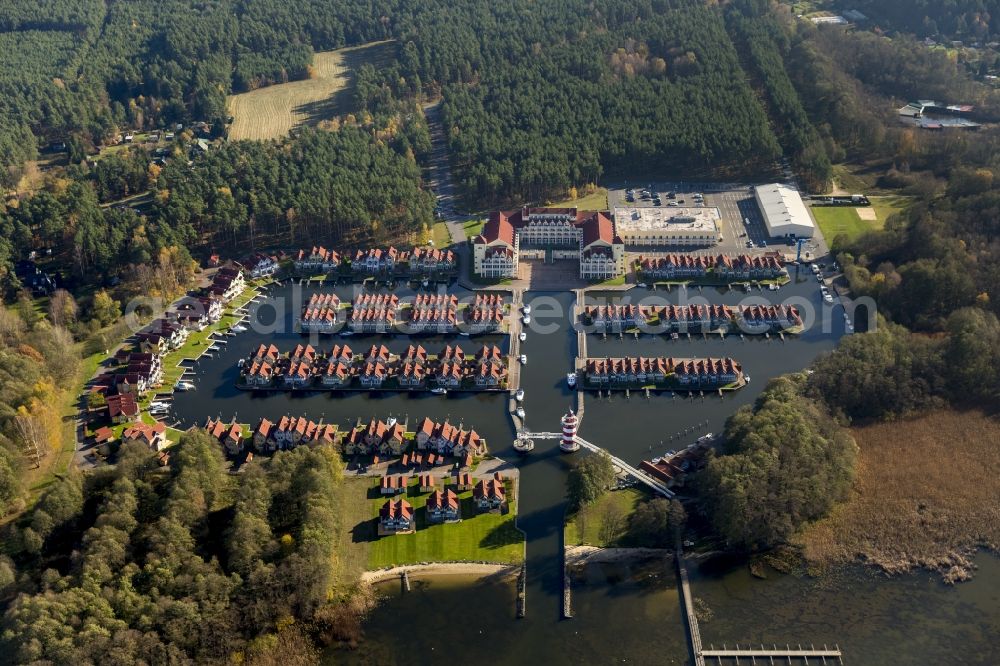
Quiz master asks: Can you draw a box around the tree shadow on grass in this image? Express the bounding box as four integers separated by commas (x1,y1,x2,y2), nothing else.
478,515,526,552
293,41,400,128
351,517,380,544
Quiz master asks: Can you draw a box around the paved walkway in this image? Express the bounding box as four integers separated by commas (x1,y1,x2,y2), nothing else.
423,100,469,245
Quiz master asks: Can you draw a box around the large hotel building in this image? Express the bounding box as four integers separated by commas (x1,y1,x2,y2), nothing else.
473,205,723,279
473,207,626,279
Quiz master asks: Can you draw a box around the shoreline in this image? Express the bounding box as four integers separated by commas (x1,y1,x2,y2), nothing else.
565,545,673,565
361,562,520,584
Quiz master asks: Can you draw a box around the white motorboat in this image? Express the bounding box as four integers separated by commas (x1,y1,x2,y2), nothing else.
768,283,779,291
522,304,532,314
431,387,448,395
515,407,525,418
519,354,527,364
515,389,524,401
823,294,834,304
174,381,195,391
637,282,648,288
519,331,526,342
513,437,535,454
340,330,355,336
522,315,531,324
386,417,398,427
566,372,577,387
231,324,248,333
745,375,751,383
460,331,472,336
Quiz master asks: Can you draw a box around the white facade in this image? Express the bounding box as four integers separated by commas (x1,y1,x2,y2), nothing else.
476,248,518,278
753,184,815,239
612,207,721,247
517,220,580,246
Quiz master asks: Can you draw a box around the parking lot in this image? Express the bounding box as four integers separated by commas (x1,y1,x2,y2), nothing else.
606,181,827,260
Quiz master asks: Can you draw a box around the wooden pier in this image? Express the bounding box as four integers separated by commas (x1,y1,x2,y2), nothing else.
700,644,843,663
516,563,527,618
562,570,573,619
675,541,706,666
675,541,844,665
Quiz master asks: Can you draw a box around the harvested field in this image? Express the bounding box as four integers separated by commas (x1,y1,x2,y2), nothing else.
227,40,396,141
797,409,1000,582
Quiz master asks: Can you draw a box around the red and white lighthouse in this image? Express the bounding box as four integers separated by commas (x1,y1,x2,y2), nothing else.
559,408,580,453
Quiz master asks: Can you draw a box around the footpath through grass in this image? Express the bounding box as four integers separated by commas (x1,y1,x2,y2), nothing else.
342,477,524,570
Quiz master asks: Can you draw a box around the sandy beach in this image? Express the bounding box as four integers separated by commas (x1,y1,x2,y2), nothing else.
361,562,520,584
565,545,673,565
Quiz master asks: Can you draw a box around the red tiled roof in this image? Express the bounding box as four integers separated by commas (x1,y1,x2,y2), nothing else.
479,211,516,246
106,393,138,418
580,211,615,247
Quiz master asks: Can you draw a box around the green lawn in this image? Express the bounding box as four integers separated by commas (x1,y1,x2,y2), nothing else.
462,218,485,239
810,206,879,244
590,274,626,287
564,487,647,547
548,187,609,211
870,195,910,226
431,221,451,247
353,476,524,569
811,197,911,245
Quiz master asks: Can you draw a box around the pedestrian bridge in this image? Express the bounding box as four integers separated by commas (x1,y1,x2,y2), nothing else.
520,431,675,498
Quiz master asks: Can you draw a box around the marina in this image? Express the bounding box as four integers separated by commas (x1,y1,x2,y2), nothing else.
159,282,999,665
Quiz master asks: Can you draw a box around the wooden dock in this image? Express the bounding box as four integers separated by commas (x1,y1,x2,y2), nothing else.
675,542,844,665
675,541,706,666
700,644,843,662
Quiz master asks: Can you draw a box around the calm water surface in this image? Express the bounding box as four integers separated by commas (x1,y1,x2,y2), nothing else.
169,279,999,665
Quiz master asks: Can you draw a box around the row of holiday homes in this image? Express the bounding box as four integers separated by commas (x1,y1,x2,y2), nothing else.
582,303,802,332
219,246,457,282
584,356,744,387
635,253,786,280
298,292,506,334
203,414,485,462
240,342,509,391
93,286,237,403
291,245,456,276
379,474,509,532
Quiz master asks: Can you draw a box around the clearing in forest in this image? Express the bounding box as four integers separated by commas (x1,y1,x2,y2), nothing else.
810,194,909,243
226,40,396,141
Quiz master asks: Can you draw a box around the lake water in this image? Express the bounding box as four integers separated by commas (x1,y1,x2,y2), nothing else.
168,276,999,666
